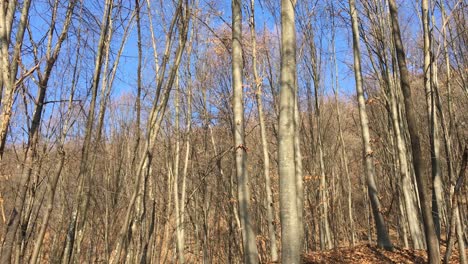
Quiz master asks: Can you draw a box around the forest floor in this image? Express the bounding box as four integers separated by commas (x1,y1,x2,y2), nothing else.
301,243,467,263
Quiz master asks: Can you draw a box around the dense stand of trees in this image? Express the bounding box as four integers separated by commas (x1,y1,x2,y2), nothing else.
0,0,466,263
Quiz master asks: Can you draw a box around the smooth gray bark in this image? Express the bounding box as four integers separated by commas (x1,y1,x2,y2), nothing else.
174,75,184,263
388,0,440,262
422,0,445,238
349,0,393,250
279,0,301,262
248,0,278,260
232,0,259,263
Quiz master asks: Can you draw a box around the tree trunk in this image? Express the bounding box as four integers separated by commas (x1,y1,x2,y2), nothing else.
0,0,32,159
174,74,184,263
294,87,305,252
444,147,467,264
279,0,301,262
331,23,355,246
349,0,393,250
231,0,258,262
388,0,440,262
422,0,445,238
62,2,113,262
0,1,74,261
248,0,278,260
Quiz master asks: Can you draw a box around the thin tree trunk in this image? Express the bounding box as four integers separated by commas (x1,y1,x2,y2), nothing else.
231,0,258,262
178,75,191,264
62,1,113,261
388,0,440,262
29,15,78,260
438,2,465,261
1,1,74,262
330,20,355,246
129,1,146,259
303,14,332,250
387,67,425,249
173,12,196,264
392,90,426,249
0,0,32,159
110,2,188,261
174,74,184,263
422,0,444,238
313,77,332,251
444,147,467,264
248,0,277,260
349,0,393,250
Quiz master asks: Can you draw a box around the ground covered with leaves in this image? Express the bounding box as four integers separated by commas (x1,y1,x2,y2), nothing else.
302,244,466,263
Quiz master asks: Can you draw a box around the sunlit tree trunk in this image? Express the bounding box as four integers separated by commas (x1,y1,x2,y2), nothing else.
294,83,305,251
248,0,278,261
389,78,425,249
422,0,444,238
110,1,189,260
231,0,258,262
444,147,467,264
178,70,192,264
1,1,74,262
173,74,185,263
62,2,113,262
303,13,332,250
438,2,465,262
0,0,32,159
330,25,355,246
312,71,332,251
279,0,301,262
128,1,145,260
371,26,425,248
349,0,392,250
388,0,440,262
173,12,196,263
28,4,77,262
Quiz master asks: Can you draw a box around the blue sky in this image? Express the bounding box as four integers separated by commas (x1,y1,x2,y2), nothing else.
10,0,427,143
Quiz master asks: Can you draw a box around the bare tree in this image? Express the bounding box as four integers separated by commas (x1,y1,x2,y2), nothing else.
0,0,32,159
110,0,190,262
232,0,259,262
349,0,393,250
62,1,114,262
422,0,445,238
279,0,301,262
0,1,76,262
388,0,440,262
247,0,278,261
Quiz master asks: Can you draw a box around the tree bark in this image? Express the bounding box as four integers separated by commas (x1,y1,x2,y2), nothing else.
349,0,393,250
0,0,32,159
110,1,189,260
248,0,278,260
331,25,355,246
388,0,440,262
231,0,259,262
444,147,467,264
0,1,74,262
422,0,445,238
62,2,113,262
279,0,301,262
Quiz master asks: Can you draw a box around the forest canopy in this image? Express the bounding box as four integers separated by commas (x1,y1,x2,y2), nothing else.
0,0,466,263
